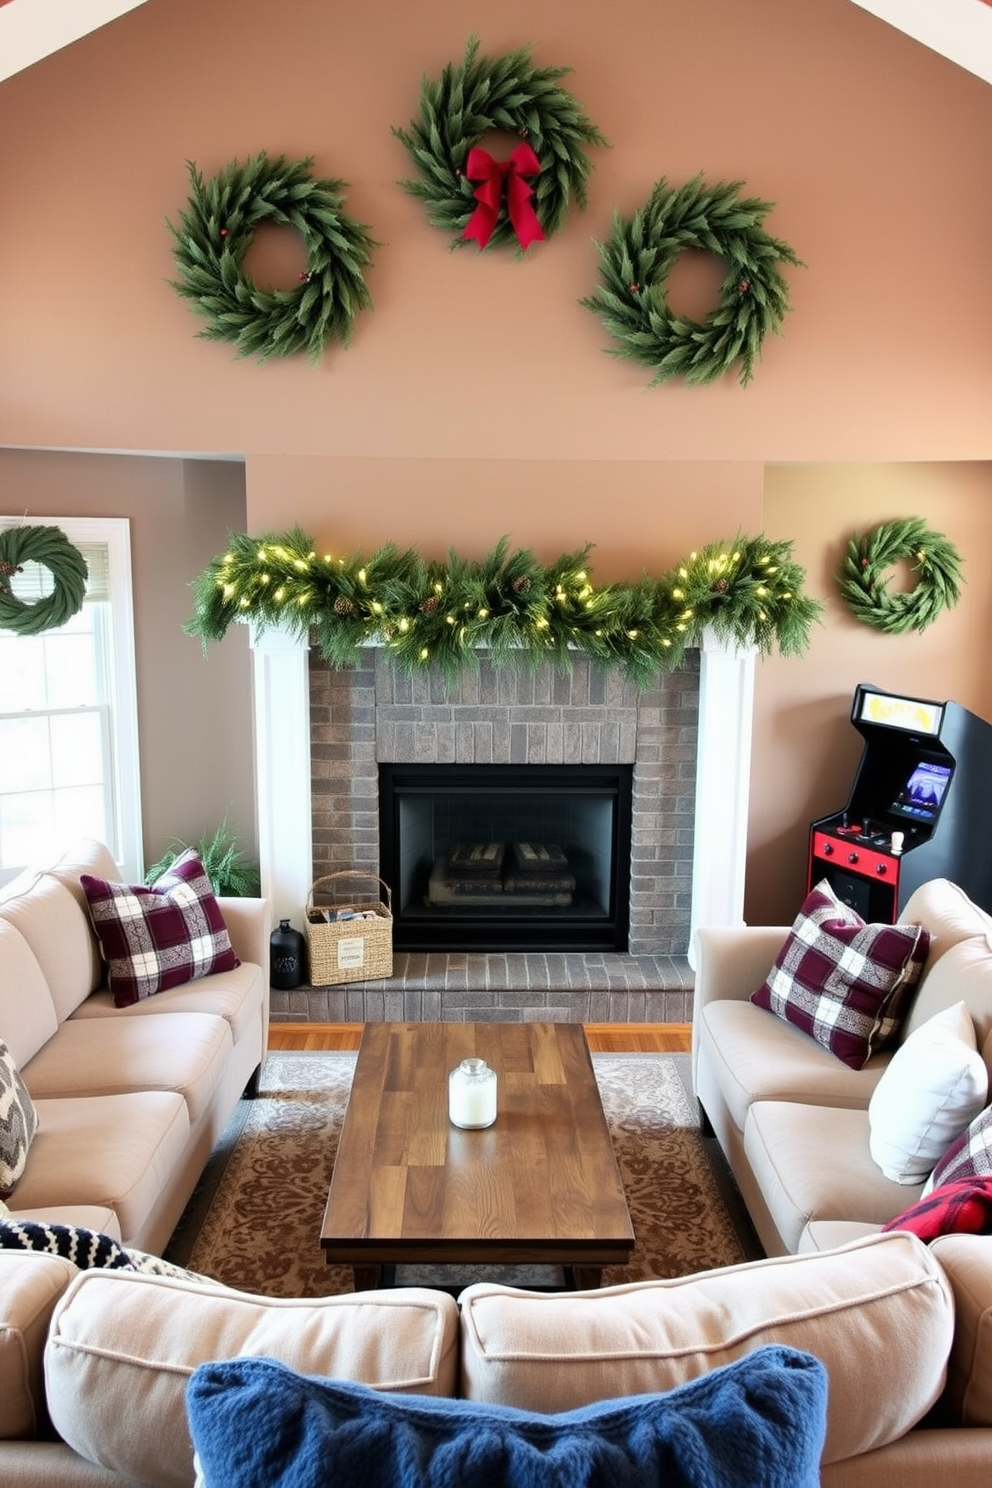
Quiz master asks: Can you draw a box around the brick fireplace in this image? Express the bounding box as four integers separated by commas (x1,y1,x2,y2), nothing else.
249,628,756,1023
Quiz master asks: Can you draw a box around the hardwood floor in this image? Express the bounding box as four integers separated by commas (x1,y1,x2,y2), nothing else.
268,1022,691,1053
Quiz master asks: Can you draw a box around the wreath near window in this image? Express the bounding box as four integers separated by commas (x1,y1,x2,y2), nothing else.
167,152,376,364
0,524,89,637
838,519,963,634
393,35,607,253
581,175,803,387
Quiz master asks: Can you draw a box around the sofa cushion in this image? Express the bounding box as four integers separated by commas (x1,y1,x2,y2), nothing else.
45,1274,460,1488
929,1233,992,1426
10,1091,189,1245
0,1038,39,1197
71,960,263,1048
0,919,58,1069
81,851,239,1007
924,1102,992,1196
751,880,929,1069
186,1349,828,1488
0,1250,77,1440
0,871,104,1023
23,1010,232,1124
899,877,992,969
459,1232,951,1465
901,935,992,1055
868,1002,988,1184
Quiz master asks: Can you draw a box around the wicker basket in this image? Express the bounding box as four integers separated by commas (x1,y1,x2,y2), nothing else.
305,870,393,986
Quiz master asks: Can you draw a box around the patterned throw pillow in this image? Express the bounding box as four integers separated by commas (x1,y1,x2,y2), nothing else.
0,1038,39,1196
923,1103,992,1196
81,850,240,1008
750,880,929,1070
0,1218,210,1280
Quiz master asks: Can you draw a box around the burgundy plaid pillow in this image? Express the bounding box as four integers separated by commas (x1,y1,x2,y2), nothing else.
923,1104,992,1196
81,850,240,1008
750,880,929,1069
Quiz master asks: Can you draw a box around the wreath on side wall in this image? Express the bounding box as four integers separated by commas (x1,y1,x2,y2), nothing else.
581,175,803,387
393,35,607,252
167,152,376,364
186,530,822,687
838,519,963,634
0,525,89,637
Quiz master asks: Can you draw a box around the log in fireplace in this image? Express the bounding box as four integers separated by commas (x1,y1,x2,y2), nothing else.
379,763,633,952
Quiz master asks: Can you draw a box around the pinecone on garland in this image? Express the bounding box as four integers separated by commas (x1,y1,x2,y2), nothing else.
419,595,440,614
333,596,355,616
512,575,531,594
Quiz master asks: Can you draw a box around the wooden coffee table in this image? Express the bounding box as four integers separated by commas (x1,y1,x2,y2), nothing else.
320,1021,634,1290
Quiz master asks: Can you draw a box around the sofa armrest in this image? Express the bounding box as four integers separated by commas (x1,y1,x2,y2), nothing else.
692,925,788,1017
216,895,269,973
929,1234,992,1426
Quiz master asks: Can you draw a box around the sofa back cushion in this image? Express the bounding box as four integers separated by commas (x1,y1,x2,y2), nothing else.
900,878,992,970
0,919,58,1068
45,1272,460,1488
903,937,992,1062
459,1231,953,1466
929,1233,992,1426
0,1251,77,1440
0,871,106,1024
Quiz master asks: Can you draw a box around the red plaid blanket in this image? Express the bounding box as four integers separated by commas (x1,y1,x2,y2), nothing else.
883,1177,992,1240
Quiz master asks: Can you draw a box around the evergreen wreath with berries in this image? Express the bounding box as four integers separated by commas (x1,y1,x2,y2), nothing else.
0,524,88,637
838,518,963,635
167,152,376,364
186,530,821,688
393,35,607,253
582,175,803,387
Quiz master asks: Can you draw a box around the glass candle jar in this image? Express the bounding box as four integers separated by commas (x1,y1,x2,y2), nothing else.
448,1057,497,1129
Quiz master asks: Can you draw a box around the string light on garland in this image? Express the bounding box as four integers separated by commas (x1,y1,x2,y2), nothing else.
581,175,803,387
187,529,821,687
0,525,88,638
167,152,376,364
838,518,963,634
393,35,607,253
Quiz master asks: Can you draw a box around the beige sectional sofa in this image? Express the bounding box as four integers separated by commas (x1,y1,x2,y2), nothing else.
0,837,269,1253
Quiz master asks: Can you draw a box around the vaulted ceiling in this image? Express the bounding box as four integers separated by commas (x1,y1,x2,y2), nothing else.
2,0,991,86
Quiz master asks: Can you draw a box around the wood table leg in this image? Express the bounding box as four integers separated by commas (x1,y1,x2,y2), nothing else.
565,1265,602,1290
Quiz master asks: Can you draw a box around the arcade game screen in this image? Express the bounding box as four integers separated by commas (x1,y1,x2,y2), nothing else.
889,760,952,824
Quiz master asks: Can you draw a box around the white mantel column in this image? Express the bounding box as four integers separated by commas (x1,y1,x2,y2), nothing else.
249,622,312,932
689,628,757,966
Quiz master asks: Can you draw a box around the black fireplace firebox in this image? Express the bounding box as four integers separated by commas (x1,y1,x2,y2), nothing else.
378,763,633,952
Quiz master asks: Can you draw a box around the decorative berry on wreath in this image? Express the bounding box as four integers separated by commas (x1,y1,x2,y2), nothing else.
393,35,607,253
167,152,376,363
838,519,963,635
581,175,803,387
0,525,88,637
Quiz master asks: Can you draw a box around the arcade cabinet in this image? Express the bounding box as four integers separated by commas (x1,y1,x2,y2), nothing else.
807,683,992,922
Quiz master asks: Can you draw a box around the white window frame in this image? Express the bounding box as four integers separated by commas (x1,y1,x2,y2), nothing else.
0,515,143,883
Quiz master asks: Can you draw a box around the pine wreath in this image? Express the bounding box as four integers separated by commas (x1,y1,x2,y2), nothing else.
0,525,88,637
581,175,803,387
838,519,963,635
167,152,376,363
393,35,607,252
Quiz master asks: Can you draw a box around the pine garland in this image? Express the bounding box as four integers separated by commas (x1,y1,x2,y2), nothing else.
838,519,963,634
581,175,803,387
187,531,821,687
393,35,607,251
0,525,88,637
167,152,376,363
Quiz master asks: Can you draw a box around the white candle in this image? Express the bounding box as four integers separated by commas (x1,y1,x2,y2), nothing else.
449,1058,497,1129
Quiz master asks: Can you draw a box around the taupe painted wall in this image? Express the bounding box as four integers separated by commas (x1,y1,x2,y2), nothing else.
3,0,992,918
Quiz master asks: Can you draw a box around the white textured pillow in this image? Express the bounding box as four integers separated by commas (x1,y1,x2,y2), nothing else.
869,1001,988,1185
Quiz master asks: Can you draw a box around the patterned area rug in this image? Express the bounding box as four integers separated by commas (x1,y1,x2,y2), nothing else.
166,1051,760,1295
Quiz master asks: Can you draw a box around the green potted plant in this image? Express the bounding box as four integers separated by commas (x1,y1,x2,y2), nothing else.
145,814,260,897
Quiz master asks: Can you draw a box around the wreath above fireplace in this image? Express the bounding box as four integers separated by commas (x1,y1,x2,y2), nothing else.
186,530,821,686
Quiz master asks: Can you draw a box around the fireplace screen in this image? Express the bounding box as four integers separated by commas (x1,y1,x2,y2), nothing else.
379,763,632,951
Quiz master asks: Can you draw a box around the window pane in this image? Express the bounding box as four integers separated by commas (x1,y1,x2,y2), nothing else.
53,785,107,845
45,634,99,707
0,791,55,869
0,717,52,792
50,712,104,787
0,636,47,711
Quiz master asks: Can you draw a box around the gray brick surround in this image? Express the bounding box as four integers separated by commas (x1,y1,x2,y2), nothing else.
274,651,700,1024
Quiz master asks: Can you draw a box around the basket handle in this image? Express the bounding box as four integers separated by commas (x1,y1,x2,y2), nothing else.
307,870,392,913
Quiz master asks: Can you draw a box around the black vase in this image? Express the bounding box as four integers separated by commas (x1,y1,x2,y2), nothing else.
269,918,305,989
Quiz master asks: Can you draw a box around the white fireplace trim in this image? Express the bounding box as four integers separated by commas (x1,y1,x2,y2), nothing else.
249,625,755,953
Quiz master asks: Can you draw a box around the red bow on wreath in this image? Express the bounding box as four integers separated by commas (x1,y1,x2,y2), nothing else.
461,143,545,251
